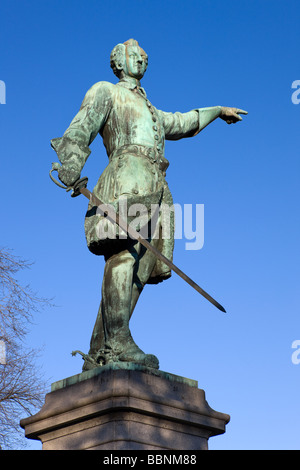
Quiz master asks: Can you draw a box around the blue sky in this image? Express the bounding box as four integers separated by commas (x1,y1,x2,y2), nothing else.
1,0,299,450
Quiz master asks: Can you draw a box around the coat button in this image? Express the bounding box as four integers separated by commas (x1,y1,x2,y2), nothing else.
147,148,156,159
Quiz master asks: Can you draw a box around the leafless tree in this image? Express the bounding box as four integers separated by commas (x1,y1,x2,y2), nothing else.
0,248,50,449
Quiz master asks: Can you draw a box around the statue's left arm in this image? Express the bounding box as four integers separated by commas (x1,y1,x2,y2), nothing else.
158,106,247,140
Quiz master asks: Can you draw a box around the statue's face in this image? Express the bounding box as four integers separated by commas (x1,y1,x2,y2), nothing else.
123,45,147,79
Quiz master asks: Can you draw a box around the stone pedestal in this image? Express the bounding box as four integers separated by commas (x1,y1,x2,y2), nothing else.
20,364,230,450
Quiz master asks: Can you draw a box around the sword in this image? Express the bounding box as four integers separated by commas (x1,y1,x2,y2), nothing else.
50,163,226,313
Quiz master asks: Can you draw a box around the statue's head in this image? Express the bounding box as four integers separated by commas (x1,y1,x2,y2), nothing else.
110,39,148,80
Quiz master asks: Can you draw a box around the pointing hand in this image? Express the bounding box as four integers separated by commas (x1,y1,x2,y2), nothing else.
220,107,248,124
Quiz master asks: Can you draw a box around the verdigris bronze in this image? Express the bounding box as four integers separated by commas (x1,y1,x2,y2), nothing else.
51,39,247,370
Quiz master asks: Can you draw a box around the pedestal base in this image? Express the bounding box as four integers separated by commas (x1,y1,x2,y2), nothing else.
20,364,230,450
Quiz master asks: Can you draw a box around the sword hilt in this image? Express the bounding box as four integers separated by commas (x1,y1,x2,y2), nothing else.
49,162,88,197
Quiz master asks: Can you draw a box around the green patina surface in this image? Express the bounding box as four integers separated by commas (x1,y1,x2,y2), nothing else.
51,39,247,372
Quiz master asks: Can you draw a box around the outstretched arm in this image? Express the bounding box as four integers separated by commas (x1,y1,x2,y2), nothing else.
199,106,248,131
158,106,247,141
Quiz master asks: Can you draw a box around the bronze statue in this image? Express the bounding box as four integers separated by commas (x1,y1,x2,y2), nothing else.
50,39,247,370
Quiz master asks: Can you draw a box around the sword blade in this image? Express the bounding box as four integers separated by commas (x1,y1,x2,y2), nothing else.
80,186,226,313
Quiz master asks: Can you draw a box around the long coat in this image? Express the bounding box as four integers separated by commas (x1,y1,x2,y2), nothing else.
51,76,203,284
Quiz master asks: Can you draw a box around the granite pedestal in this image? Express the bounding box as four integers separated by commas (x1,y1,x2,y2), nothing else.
20,364,230,450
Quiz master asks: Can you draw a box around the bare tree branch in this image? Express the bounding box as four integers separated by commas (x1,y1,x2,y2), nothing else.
0,247,51,449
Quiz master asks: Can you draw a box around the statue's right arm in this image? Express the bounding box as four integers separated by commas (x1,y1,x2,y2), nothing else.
51,82,113,187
